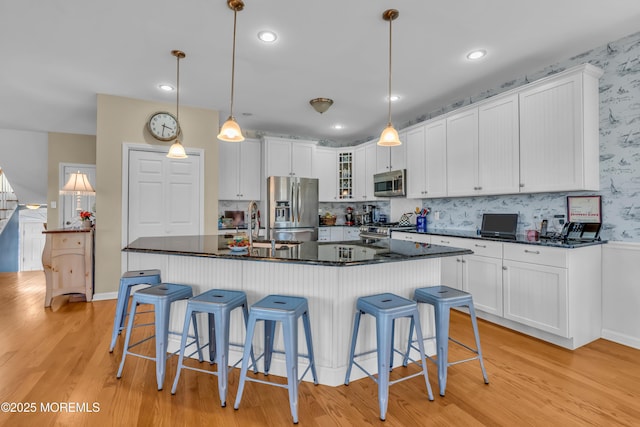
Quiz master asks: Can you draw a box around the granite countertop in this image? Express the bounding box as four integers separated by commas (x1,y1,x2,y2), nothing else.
394,228,607,249
123,235,472,267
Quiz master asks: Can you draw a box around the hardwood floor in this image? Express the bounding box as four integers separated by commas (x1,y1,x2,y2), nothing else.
0,271,639,426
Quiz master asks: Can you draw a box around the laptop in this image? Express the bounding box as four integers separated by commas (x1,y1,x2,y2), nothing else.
480,213,518,240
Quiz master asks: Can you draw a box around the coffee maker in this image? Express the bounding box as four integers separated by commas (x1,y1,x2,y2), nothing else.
345,207,354,226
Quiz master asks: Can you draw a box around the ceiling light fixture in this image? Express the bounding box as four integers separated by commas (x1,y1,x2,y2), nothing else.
159,84,174,91
218,0,245,142
258,30,277,43
167,50,188,159
378,9,401,147
310,98,333,114
467,49,487,60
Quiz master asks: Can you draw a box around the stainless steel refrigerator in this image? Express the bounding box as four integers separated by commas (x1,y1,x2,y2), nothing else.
267,176,319,241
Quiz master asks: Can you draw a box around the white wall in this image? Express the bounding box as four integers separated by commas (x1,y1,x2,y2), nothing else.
0,129,48,205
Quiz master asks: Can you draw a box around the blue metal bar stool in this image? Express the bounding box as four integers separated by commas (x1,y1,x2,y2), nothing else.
345,293,434,421
234,294,318,424
116,283,200,390
403,285,489,396
109,269,162,352
171,289,257,407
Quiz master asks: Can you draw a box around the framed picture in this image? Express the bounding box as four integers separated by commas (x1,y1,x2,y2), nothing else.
567,195,601,223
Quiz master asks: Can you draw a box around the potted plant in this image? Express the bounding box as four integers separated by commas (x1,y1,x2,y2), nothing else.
79,210,93,228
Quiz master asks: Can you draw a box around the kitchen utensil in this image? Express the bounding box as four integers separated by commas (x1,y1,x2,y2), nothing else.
399,212,413,226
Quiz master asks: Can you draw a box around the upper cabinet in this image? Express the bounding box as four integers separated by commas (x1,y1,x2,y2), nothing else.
406,120,447,198
218,138,261,200
353,142,377,201
518,64,602,192
446,108,479,197
337,151,354,200
264,136,315,178
315,147,337,201
376,137,407,173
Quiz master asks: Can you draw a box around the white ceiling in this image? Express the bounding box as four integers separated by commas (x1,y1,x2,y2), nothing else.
2,0,640,145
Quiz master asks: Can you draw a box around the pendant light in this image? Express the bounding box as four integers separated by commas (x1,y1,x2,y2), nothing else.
218,0,245,142
167,50,188,159
378,9,401,147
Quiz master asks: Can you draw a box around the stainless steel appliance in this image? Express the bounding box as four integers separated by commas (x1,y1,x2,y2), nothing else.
373,169,406,197
267,176,319,241
359,222,414,240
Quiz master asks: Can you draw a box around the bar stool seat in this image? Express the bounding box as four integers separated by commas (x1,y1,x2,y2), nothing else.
404,285,489,396
109,269,162,352
234,294,318,424
171,289,257,407
345,293,434,421
116,283,199,390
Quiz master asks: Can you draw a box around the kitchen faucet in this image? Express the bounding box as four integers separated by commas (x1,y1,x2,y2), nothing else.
248,200,259,247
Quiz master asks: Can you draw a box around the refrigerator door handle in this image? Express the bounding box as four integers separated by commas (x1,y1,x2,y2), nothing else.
296,182,302,224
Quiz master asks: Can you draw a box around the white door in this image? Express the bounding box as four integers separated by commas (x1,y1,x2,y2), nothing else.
20,221,46,271
60,164,96,228
128,149,201,243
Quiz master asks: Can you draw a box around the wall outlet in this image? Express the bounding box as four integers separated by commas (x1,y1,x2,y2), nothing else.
50,201,56,209
434,211,440,220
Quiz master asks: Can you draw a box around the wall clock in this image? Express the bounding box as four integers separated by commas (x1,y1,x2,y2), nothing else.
147,111,180,141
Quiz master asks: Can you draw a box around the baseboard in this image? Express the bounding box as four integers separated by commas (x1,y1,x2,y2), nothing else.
93,291,118,301
601,329,640,350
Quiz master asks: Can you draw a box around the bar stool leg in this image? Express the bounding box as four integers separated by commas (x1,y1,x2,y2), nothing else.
344,311,362,385
234,312,257,411
264,319,276,374
434,304,450,396
376,315,392,421
208,312,217,364
282,314,300,424
116,298,139,379
154,301,172,390
302,312,318,384
171,306,195,394
241,303,258,374
402,317,415,367
109,284,133,352
468,303,489,385
214,309,230,407
411,311,434,400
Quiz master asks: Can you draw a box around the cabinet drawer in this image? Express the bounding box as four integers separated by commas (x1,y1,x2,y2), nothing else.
503,243,567,268
431,236,502,258
392,231,430,244
52,234,86,250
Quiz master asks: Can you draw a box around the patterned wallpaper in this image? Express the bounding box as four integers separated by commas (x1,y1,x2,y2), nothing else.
415,30,640,241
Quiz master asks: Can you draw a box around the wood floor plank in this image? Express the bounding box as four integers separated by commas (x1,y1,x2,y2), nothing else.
1,271,639,426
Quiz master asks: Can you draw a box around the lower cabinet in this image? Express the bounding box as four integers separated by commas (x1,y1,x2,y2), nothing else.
397,233,602,349
319,226,360,242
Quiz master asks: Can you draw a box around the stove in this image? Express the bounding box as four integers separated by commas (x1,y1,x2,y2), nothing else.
359,222,415,240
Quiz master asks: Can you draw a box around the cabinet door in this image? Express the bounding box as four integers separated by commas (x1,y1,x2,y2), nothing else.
344,228,361,241
291,143,315,177
218,141,240,199
446,108,479,196
315,148,337,201
376,145,390,173
441,256,463,290
463,254,503,316
265,138,292,177
503,260,569,337
353,145,366,201
330,227,344,242
519,74,583,192
406,126,427,198
238,139,261,200
391,133,407,171
478,94,520,195
318,227,330,242
364,143,378,200
424,120,447,198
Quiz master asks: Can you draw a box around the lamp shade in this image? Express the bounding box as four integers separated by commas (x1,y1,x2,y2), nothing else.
167,140,188,159
378,124,401,146
218,116,245,142
60,171,95,194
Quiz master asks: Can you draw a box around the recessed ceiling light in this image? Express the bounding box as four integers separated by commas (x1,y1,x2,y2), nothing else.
332,124,344,130
159,84,174,91
258,31,277,43
388,95,400,102
466,49,487,60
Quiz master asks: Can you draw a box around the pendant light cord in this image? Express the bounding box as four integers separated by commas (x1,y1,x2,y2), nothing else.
229,8,238,118
387,16,393,126
176,54,180,123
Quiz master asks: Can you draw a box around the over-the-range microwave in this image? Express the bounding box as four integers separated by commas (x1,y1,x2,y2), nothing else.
373,169,406,197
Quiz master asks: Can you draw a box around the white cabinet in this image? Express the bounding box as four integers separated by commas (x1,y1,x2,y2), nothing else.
446,108,478,196
478,94,520,195
376,138,406,173
353,142,377,201
433,236,503,316
264,136,315,178
315,147,337,201
518,64,602,192
337,151,354,200
392,231,430,243
318,227,331,242
318,226,346,242
218,138,261,200
344,227,361,241
405,120,447,198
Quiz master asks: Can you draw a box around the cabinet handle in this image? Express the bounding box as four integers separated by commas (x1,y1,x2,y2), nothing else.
524,249,540,255
461,259,466,263
503,266,507,270
519,183,525,187
456,258,461,263
475,244,486,248
440,240,450,244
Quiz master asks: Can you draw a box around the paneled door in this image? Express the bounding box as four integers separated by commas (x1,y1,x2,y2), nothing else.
127,149,201,243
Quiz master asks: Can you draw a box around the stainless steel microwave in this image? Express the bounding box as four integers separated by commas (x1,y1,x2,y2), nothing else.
373,169,406,197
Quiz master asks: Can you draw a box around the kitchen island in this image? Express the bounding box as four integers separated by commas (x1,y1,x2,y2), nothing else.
123,236,471,386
